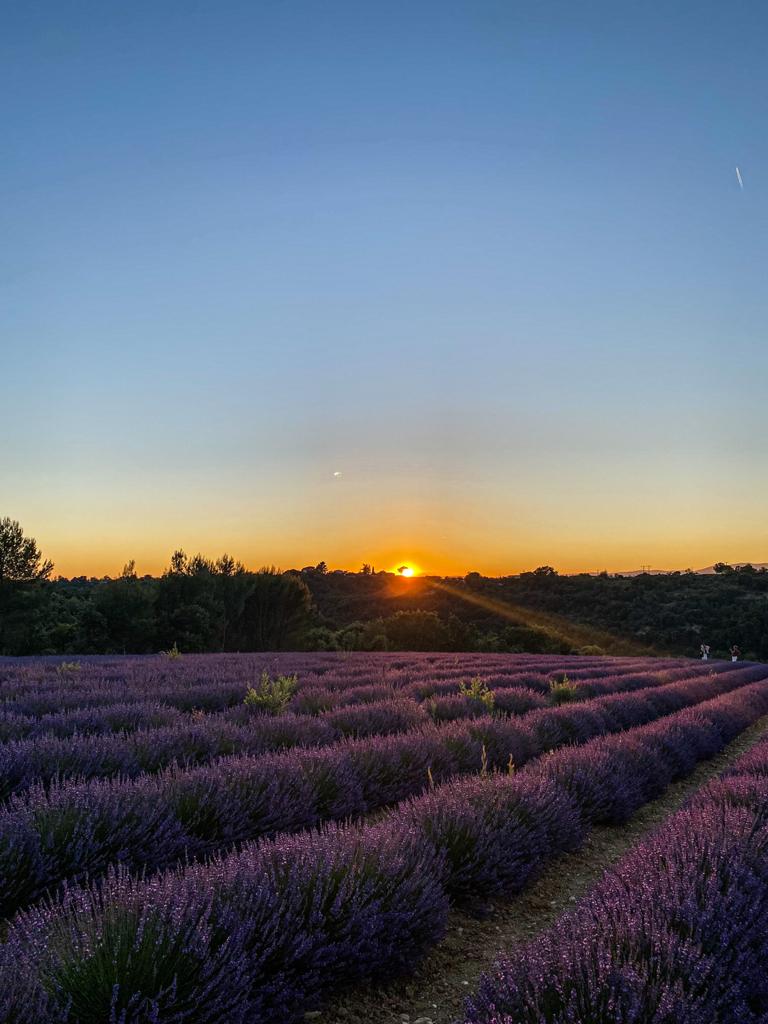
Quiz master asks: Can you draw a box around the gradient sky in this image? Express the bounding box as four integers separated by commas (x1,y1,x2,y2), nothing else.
3,1,767,578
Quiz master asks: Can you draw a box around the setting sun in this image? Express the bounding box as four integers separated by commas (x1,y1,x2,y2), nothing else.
396,564,416,577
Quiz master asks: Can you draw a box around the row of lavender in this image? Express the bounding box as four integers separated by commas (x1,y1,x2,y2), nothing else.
3,675,768,1022
0,663,737,801
0,651,662,689
463,724,768,1023
0,659,672,739
0,652,686,715
0,664,765,922
405,662,729,720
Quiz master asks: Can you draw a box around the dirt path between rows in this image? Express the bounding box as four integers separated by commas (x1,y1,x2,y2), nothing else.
321,714,768,1024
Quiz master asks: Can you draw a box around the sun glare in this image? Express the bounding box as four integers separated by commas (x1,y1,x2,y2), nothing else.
396,564,416,577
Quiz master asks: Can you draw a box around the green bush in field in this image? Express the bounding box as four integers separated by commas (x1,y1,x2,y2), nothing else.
459,675,495,711
55,661,82,675
549,674,580,705
243,671,298,714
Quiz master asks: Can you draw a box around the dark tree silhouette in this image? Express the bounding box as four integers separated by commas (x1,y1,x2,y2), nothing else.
235,569,313,650
0,518,53,584
0,518,54,654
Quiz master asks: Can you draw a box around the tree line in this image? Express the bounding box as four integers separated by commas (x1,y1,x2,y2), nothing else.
0,519,315,655
2,518,768,658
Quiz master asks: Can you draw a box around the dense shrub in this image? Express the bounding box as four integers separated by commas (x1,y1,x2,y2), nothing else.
243,672,298,714
548,675,580,704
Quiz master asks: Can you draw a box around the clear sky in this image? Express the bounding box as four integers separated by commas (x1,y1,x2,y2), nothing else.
2,1,766,578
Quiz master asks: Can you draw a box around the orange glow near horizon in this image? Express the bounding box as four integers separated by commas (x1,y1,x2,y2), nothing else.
6,3,768,605
39,536,768,582
17,502,768,582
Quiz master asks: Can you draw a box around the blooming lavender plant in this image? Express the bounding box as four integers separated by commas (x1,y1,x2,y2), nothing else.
3,821,448,1024
463,728,768,1024
0,698,435,802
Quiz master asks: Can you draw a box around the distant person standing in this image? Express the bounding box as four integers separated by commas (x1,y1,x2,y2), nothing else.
700,643,711,660
730,644,741,662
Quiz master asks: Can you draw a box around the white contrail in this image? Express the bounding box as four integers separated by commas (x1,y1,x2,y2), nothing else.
736,166,744,190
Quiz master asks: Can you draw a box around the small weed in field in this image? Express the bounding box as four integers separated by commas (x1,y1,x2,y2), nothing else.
55,661,81,675
244,671,298,714
549,675,579,704
161,642,182,659
459,675,495,711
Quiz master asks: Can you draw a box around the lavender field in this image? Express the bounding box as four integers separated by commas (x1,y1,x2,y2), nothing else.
1,652,767,1023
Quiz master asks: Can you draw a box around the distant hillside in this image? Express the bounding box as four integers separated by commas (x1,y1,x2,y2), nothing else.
696,563,768,575
606,564,768,577
302,566,768,661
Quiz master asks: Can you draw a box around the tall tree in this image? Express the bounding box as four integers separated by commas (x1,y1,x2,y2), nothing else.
154,549,224,652
234,569,313,650
93,561,156,653
0,518,53,584
0,518,54,654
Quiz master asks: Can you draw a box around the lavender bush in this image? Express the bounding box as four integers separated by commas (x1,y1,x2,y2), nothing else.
3,821,447,1024
463,727,768,1024
0,697,432,802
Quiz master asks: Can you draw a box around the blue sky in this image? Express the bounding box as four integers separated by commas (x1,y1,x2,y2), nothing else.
2,1,766,575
